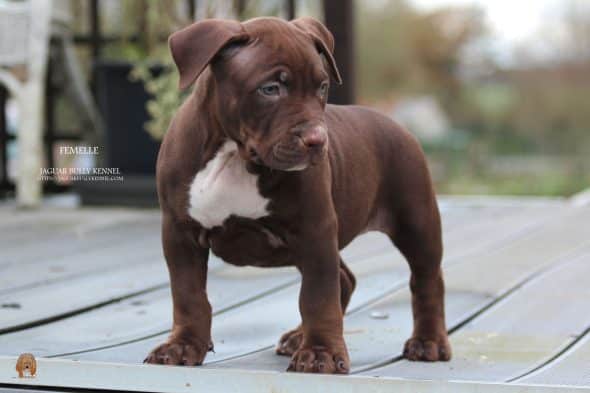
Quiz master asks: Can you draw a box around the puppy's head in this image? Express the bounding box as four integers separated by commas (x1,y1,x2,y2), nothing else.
169,17,341,171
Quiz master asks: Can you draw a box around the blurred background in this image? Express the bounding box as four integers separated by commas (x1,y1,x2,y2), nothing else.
0,0,589,208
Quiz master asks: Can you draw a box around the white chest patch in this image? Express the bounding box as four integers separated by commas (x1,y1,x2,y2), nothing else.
188,140,270,228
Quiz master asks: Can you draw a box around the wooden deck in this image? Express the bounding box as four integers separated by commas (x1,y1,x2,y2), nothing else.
0,194,589,392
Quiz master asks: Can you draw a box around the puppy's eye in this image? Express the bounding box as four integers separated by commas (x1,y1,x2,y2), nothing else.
318,81,329,98
258,83,281,97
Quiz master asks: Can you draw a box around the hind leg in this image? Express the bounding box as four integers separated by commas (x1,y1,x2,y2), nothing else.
390,201,451,362
276,258,356,356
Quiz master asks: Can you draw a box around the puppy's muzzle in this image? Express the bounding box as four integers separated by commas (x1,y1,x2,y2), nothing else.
273,124,327,171
249,123,328,171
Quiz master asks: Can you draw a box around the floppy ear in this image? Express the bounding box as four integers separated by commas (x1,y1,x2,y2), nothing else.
291,17,342,85
169,19,249,90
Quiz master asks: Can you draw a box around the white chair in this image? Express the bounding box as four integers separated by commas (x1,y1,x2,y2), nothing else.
0,0,52,207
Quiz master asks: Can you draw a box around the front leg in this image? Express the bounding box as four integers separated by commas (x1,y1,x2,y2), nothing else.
288,219,350,374
276,258,356,356
145,215,212,366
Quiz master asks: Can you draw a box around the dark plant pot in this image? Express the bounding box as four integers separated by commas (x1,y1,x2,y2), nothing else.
76,61,163,207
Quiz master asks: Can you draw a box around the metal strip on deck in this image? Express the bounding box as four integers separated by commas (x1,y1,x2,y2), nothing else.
0,357,588,393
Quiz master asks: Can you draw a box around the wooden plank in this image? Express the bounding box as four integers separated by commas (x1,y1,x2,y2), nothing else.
0,227,388,339
0,206,150,235
57,203,560,364
518,331,590,387
216,206,590,373
0,197,530,254
0,248,237,335
0,201,524,300
0,199,528,274
62,247,409,363
0,214,394,297
366,251,590,381
0,212,160,271
0,203,493,347
0,231,399,354
0,264,298,357
0,389,71,393
0,222,162,295
0,211,407,292
356,208,590,379
340,202,542,268
339,203,523,263
570,187,590,207
0,260,168,334
0,202,555,360
0,356,587,393
0,196,486,260
0,226,159,284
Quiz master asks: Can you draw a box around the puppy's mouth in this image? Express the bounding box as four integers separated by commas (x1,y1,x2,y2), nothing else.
240,124,328,171
271,142,315,171
245,139,327,171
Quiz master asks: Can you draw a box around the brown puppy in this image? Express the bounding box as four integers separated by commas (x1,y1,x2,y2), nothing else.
145,16,451,374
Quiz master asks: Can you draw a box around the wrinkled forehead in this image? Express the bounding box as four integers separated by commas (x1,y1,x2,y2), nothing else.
222,18,324,81
244,18,314,52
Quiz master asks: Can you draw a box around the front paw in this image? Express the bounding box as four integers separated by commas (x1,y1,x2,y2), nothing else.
287,345,350,374
403,336,451,361
144,339,212,366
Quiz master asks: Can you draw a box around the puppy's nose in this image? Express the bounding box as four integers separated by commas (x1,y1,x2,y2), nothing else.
300,126,327,148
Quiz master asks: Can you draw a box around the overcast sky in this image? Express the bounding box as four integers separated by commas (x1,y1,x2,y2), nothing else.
408,0,586,66
411,0,562,43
